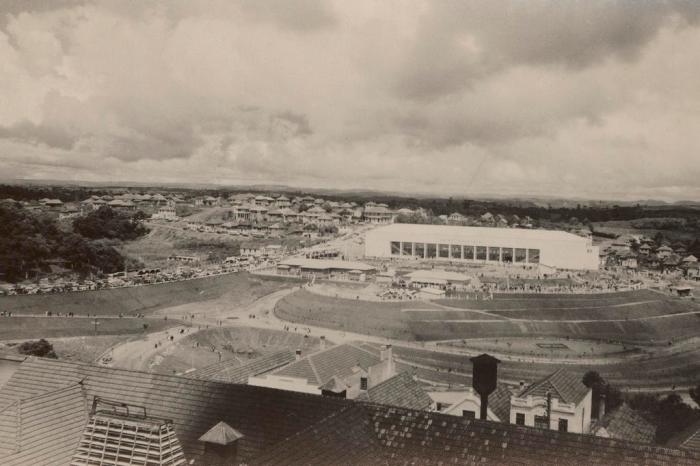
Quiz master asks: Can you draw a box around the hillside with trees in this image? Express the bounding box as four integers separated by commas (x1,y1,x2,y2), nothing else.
0,204,132,282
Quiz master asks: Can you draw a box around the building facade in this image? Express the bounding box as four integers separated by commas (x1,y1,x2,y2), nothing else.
364,224,599,270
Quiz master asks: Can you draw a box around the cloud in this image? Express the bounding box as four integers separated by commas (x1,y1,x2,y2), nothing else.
0,0,698,201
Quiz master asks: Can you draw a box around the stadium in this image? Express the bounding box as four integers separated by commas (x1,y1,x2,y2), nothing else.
364,224,599,270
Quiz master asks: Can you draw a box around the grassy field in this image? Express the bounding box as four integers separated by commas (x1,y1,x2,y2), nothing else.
147,327,323,375
0,273,298,317
0,317,176,340
276,289,700,344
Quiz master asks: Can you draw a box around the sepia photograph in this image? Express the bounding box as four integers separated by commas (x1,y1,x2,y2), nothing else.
0,0,699,464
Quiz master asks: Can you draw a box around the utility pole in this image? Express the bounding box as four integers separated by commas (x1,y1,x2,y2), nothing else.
546,390,552,430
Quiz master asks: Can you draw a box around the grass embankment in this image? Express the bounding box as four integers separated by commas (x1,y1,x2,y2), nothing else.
0,317,175,340
276,289,700,344
0,273,299,317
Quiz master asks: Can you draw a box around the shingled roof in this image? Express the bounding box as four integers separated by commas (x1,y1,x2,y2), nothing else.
0,357,347,464
355,372,432,411
187,351,295,383
519,368,590,405
270,343,381,386
593,403,656,444
0,384,88,466
0,358,698,465
253,403,700,466
669,418,700,453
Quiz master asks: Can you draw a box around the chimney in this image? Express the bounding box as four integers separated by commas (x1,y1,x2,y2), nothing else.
295,349,302,360
380,344,392,361
470,354,501,421
320,336,326,350
519,380,525,391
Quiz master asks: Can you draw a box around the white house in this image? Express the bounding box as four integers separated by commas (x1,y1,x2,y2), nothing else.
509,369,592,434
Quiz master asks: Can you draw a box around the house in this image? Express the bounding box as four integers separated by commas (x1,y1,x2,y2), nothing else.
249,343,396,398
592,403,655,444
657,245,673,258
362,205,394,224
686,262,700,280
151,205,178,220
639,244,652,255
510,368,592,434
0,358,697,465
620,252,638,269
435,384,512,422
682,255,698,264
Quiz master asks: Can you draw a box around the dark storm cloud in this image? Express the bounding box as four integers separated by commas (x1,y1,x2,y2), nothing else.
395,0,700,100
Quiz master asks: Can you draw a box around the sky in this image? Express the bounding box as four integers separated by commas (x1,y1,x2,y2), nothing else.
1,0,699,201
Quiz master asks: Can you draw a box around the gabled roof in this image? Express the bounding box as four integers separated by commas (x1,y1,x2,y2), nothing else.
252,403,700,466
188,351,295,383
518,368,590,405
593,403,655,444
271,343,381,386
355,372,432,411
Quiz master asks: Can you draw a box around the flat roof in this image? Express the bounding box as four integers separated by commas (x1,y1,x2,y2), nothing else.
367,223,588,243
280,258,376,272
406,269,471,282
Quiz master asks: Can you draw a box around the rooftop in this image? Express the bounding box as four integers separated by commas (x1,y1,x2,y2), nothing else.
187,351,296,383
0,358,697,465
270,343,381,386
368,223,592,243
518,368,590,405
355,371,433,411
279,258,376,272
593,403,656,444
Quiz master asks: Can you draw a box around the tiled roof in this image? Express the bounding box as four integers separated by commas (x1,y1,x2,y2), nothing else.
253,403,700,466
488,383,513,423
356,372,432,411
271,343,381,386
593,403,656,444
0,357,347,464
0,384,88,466
187,351,295,383
669,418,700,453
519,368,590,405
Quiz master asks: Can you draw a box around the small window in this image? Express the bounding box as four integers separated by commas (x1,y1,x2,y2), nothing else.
360,377,368,390
558,418,568,433
462,410,475,419
515,413,525,426
534,415,548,430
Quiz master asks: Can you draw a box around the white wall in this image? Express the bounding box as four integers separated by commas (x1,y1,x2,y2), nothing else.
364,225,599,270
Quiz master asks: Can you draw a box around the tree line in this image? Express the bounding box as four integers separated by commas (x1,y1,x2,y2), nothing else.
0,204,148,282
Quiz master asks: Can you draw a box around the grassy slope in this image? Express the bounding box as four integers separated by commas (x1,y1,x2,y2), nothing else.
276,289,700,344
0,317,175,340
0,273,299,317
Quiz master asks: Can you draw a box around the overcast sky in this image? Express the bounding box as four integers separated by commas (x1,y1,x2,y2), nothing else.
1,0,699,200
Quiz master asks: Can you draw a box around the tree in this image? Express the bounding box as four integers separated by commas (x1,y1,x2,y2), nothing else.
582,371,622,419
17,339,57,358
73,206,149,241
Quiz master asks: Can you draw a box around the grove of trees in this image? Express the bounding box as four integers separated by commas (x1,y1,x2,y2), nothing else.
0,204,132,282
